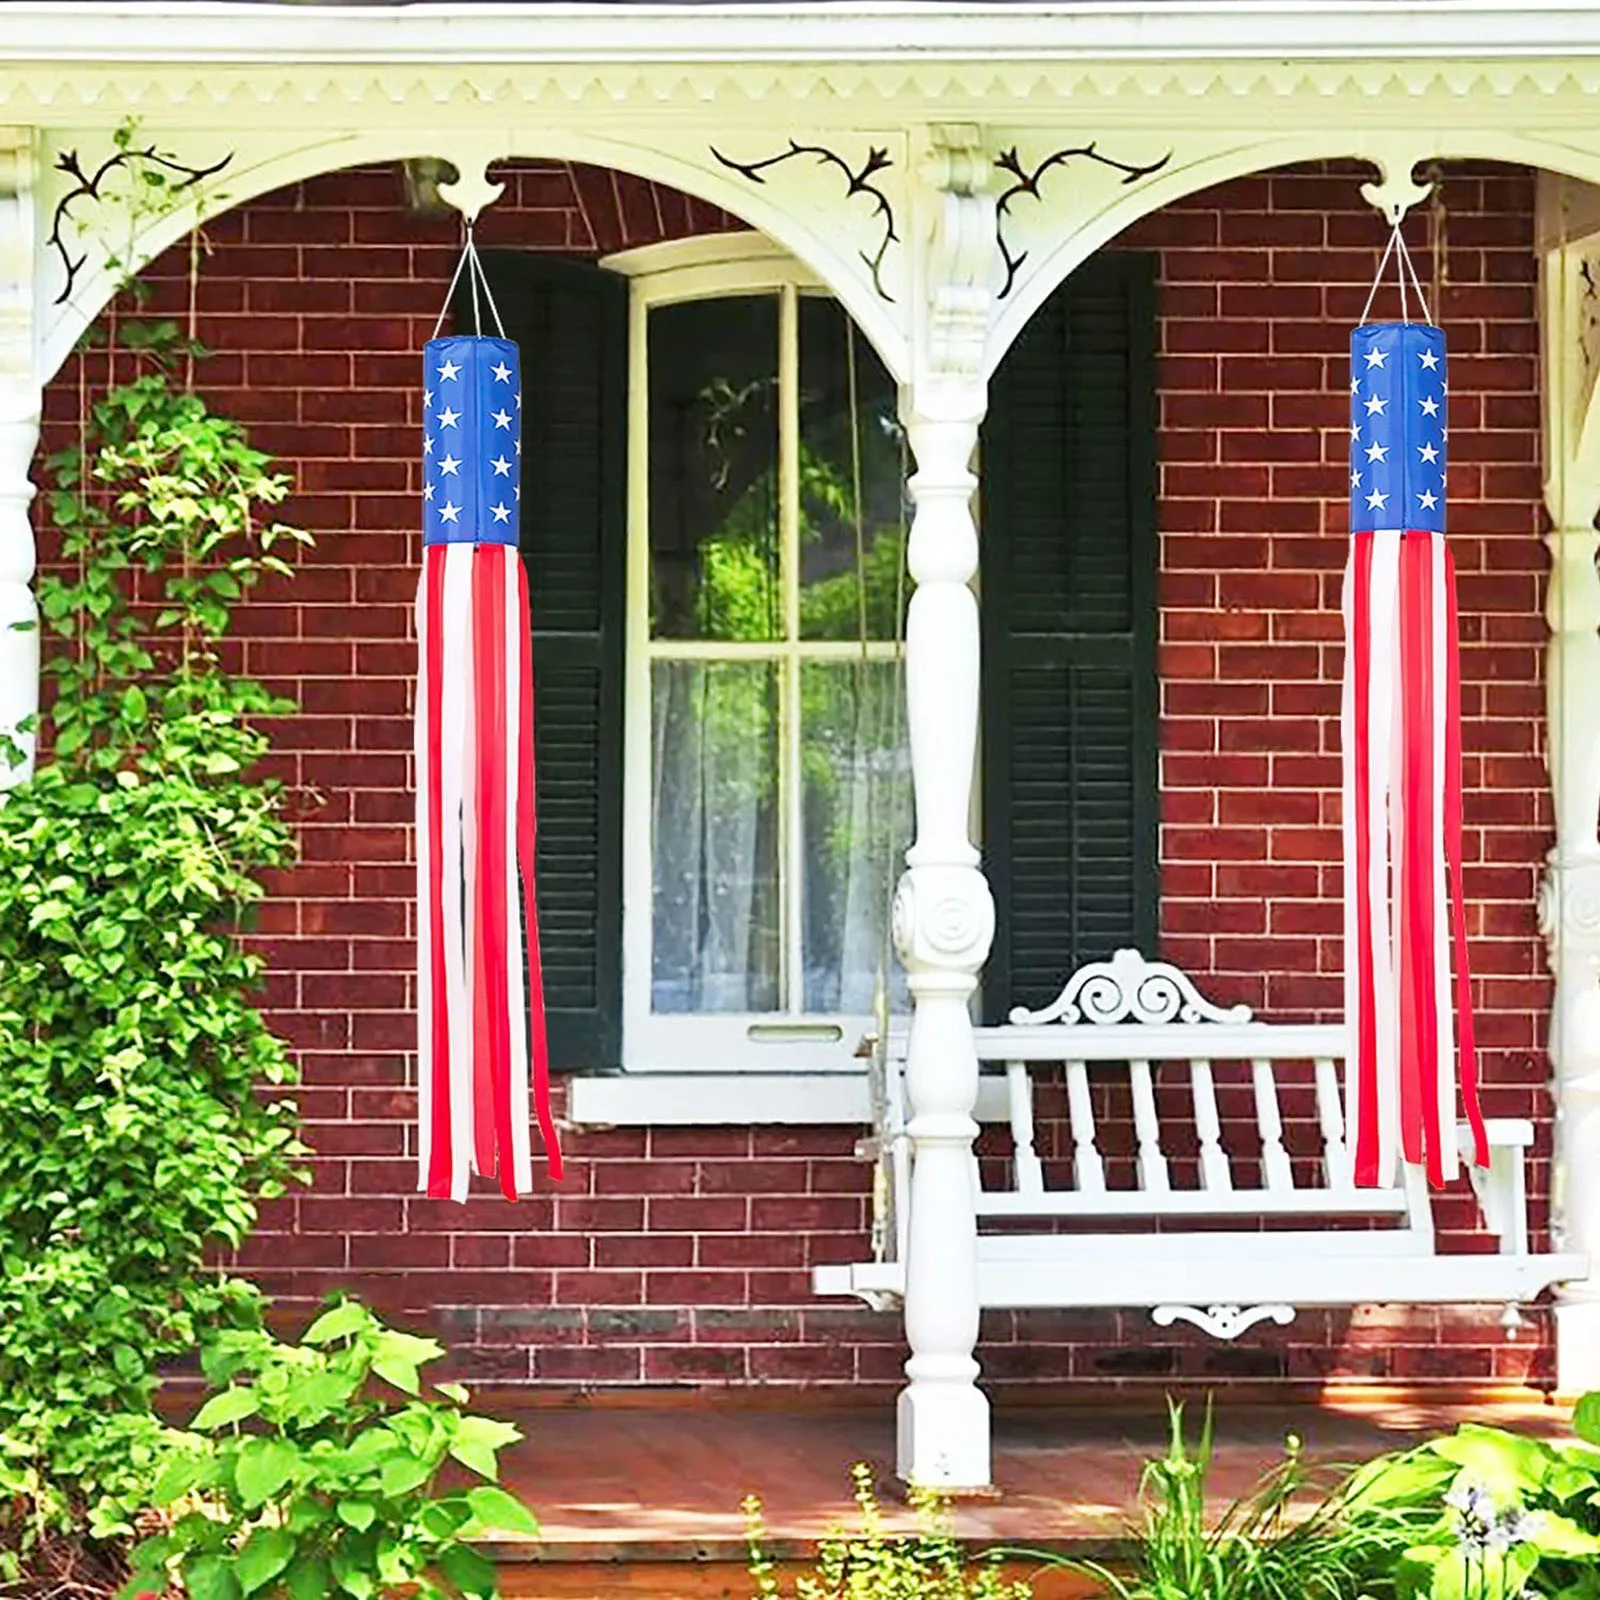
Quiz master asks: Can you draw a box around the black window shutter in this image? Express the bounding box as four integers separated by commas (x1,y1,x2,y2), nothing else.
465,253,628,1069
979,253,1160,1023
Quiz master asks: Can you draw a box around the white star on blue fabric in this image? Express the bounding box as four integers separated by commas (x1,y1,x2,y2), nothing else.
515,439,522,456
438,454,461,476
1418,490,1439,510
1419,349,1440,371
423,389,433,408
491,503,512,524
491,456,512,477
1365,347,1389,369
423,436,433,455
436,360,461,381
1351,469,1362,486
1351,376,1361,394
516,391,522,410
491,409,512,429
1365,441,1389,463
1366,488,1388,510
423,482,434,500
1419,443,1440,464
436,407,461,429
491,362,513,383
1364,394,1387,416
439,501,461,523
1419,396,1440,418
1350,422,1361,440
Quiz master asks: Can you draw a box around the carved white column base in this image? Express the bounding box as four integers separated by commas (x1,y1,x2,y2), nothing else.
1556,1293,1600,1396
897,1364,992,1490
892,863,994,1491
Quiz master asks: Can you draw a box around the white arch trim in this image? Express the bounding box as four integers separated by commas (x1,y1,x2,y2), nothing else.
39,126,908,385
985,126,1600,377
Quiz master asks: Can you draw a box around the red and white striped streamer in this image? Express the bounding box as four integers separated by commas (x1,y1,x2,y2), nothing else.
416,540,562,1201
1340,528,1489,1187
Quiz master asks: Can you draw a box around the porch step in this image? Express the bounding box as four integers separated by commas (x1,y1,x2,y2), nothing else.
494,1550,1103,1600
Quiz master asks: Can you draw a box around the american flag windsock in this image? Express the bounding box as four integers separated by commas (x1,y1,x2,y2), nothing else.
1342,321,1489,1189
416,333,562,1201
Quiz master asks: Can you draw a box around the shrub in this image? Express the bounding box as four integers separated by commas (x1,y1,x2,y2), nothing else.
122,1299,538,1600
0,350,311,1525
744,1461,1030,1600
1005,1400,1417,1600
1340,1392,1600,1599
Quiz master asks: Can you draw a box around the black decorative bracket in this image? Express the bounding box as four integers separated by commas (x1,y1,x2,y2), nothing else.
48,143,234,306
711,140,897,302
994,142,1172,299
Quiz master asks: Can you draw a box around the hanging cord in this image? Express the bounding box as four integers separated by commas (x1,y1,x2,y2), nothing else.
1361,214,1433,326
431,221,508,340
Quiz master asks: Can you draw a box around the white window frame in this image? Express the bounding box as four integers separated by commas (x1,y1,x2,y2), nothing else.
606,233,905,1075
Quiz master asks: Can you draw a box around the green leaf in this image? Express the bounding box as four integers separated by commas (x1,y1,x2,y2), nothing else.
190,1385,260,1431
436,1546,496,1599
1430,1426,1550,1496
153,1452,206,1505
303,1302,369,1346
436,1382,470,1405
1531,1510,1600,1557
1427,1542,1537,1600
184,1554,243,1600
336,1501,376,1532
1573,1391,1600,1448
236,1528,295,1596
236,1436,298,1508
465,1484,540,1537
371,1356,420,1397
284,1556,331,1600
379,1453,432,1496
447,1415,521,1482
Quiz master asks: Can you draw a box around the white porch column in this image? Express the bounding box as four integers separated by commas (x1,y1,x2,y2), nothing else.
1536,175,1600,1392
893,127,997,1492
0,129,39,786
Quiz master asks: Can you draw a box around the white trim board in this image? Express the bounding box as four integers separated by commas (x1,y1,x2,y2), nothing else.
12,3,1600,65
568,1071,875,1125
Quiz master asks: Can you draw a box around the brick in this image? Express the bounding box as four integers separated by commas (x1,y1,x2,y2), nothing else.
28,157,1549,1397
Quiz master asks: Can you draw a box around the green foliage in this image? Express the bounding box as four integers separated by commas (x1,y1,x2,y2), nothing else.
0,333,311,1523
123,1301,536,1600
1340,1397,1600,1599
744,1462,1030,1600
1010,1401,1418,1600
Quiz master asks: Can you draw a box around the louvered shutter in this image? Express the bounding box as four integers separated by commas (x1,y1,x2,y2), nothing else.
468,253,627,1068
979,253,1159,1023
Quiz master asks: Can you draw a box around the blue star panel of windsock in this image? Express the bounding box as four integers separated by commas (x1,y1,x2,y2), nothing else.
422,335,521,548
1349,321,1446,534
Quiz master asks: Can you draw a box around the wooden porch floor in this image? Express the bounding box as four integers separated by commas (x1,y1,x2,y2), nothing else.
488,1391,1569,1598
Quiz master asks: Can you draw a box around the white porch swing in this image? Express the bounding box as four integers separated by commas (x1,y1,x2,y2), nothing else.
815,945,1583,1340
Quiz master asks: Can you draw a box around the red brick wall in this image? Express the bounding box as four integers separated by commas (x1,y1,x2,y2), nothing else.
37,157,1555,1393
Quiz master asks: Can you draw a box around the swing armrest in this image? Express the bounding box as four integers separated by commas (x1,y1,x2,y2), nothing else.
1460,1118,1533,1257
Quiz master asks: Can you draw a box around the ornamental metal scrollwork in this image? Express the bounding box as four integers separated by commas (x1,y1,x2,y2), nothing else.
1008,948,1253,1028
711,139,897,301
47,142,234,306
993,141,1171,299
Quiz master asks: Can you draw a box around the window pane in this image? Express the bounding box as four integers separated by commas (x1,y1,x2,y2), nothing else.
800,661,912,1012
797,297,907,642
651,660,781,1013
649,295,781,641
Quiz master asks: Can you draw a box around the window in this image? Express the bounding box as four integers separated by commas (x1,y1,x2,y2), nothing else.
475,238,1160,1098
617,239,912,1071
